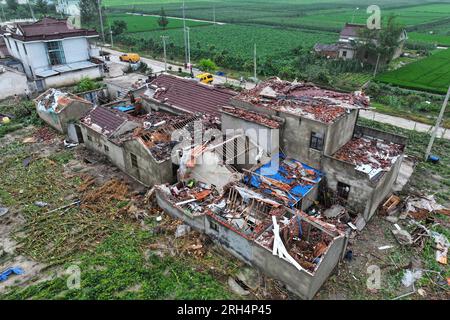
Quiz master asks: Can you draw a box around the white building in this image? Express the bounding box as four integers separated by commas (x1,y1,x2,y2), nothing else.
56,0,81,17
0,17,102,91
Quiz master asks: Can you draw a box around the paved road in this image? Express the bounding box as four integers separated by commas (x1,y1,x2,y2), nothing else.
103,48,449,140
125,12,227,25
359,110,449,140
103,48,256,90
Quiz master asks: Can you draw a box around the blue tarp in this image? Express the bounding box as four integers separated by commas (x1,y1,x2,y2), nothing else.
245,153,323,207
113,105,135,112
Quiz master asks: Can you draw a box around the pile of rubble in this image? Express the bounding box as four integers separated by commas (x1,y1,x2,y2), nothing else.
236,77,370,123
334,137,404,179
222,106,282,129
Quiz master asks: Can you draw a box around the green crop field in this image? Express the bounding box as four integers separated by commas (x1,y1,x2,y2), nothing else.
408,32,450,46
129,24,337,60
107,13,211,33
376,49,450,94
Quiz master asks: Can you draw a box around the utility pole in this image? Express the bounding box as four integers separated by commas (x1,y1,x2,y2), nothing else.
351,7,359,23
26,0,36,21
182,0,188,67
425,85,450,161
97,0,105,43
1,5,5,23
213,5,216,25
253,43,257,83
373,53,381,77
110,29,113,47
186,26,191,65
161,35,169,72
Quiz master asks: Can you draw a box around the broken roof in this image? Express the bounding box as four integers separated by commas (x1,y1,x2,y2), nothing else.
235,77,370,124
81,106,130,138
333,136,404,180
1,18,98,41
145,74,237,117
245,153,323,208
36,88,92,114
221,106,283,129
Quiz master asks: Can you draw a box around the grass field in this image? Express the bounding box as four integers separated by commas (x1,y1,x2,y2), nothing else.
376,48,450,94
408,32,450,46
107,13,211,33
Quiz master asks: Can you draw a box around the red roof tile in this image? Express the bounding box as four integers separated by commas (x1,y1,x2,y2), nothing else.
149,74,237,117
81,106,127,137
2,18,98,42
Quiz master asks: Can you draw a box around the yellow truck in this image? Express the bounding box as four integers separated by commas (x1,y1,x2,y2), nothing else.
119,53,141,63
196,73,214,85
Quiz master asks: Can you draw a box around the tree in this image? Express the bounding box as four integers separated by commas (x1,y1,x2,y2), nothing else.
6,0,18,11
79,0,106,31
111,20,127,36
198,58,217,72
35,0,48,15
158,7,169,29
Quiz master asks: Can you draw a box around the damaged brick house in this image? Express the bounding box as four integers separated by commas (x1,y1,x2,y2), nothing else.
79,106,220,187
223,78,407,224
35,88,93,134
141,74,237,117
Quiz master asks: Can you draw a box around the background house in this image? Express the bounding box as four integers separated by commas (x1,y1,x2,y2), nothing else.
0,18,102,91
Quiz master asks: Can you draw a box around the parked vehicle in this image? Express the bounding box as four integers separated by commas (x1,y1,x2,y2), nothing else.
119,53,141,63
196,73,214,84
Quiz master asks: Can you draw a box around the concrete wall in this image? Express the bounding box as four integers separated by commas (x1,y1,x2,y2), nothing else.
156,189,346,300
281,113,325,169
80,126,126,170
0,68,28,99
205,216,254,264
122,139,174,187
44,66,102,89
58,101,92,133
37,108,64,133
221,111,280,157
324,109,358,156
366,154,404,221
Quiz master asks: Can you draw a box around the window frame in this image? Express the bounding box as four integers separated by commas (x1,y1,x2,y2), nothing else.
130,153,138,168
337,181,351,200
310,131,324,151
46,41,66,66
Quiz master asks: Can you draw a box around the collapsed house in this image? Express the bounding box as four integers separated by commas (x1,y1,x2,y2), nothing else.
141,74,237,117
79,106,220,187
155,176,345,300
227,78,407,224
35,88,93,134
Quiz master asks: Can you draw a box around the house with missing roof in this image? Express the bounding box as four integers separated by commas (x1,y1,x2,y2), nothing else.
0,18,102,91
35,88,93,134
141,74,237,118
223,77,407,225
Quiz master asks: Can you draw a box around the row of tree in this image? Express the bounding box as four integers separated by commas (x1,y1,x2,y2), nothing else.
1,0,54,19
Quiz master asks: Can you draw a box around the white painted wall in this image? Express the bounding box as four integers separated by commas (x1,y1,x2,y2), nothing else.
44,66,101,88
0,68,28,100
3,36,95,78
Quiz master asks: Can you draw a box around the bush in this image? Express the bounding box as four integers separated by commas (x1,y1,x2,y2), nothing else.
74,78,101,93
197,59,218,73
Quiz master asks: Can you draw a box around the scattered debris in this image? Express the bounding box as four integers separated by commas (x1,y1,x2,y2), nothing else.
175,224,191,238
228,277,250,296
0,207,9,217
236,268,260,291
431,232,449,265
402,269,423,287
392,229,413,245
0,267,24,282
378,245,394,250
34,201,48,208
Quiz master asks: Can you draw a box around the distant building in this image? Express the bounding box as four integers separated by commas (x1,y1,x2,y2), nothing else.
56,0,81,17
315,22,408,64
0,18,102,91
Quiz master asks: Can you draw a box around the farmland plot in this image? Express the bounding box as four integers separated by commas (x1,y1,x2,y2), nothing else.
376,48,450,94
